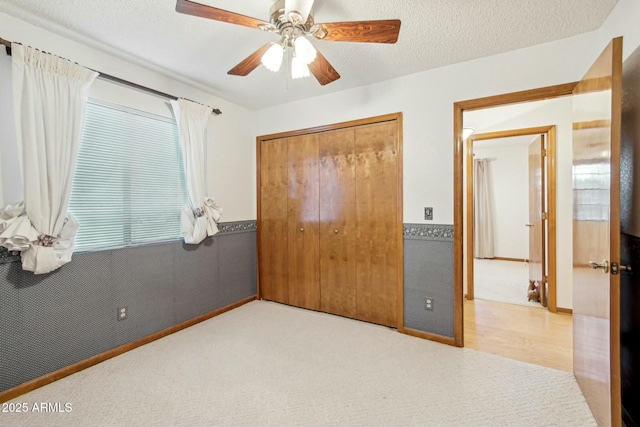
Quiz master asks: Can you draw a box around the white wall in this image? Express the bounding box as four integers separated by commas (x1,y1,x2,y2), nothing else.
473,142,530,260
0,12,257,221
598,0,640,61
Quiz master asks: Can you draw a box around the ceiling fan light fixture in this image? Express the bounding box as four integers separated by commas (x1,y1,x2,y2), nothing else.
261,43,284,72
291,55,311,79
294,36,316,64
175,0,400,86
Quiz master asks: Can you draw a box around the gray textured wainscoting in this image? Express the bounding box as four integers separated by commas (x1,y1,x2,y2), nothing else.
0,221,256,393
403,224,454,337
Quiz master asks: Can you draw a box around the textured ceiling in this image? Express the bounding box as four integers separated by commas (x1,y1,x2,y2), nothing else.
0,0,617,110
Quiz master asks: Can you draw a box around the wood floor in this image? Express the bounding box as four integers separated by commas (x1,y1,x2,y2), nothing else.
464,298,573,371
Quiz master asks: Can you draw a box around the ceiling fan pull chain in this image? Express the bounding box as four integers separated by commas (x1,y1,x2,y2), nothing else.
285,49,290,91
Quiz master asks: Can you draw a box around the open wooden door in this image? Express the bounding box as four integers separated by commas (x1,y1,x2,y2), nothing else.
572,37,622,427
528,135,546,305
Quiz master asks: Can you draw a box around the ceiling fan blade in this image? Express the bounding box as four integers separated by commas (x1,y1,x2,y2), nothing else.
313,20,401,43
308,50,340,86
285,0,314,23
176,0,269,30
228,43,274,76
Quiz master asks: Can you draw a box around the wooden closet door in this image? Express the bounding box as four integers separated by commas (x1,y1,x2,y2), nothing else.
287,135,320,310
355,121,399,327
259,138,289,304
319,128,357,318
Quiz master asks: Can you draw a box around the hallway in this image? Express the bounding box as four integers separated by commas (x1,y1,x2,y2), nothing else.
464,298,572,371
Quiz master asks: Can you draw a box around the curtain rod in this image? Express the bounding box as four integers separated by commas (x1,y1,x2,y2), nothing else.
0,37,222,116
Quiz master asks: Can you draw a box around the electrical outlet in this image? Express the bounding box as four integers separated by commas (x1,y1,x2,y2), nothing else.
117,306,128,321
424,207,433,221
425,297,434,311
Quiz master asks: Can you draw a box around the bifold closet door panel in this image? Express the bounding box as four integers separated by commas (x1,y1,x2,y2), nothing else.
355,121,399,328
287,134,320,310
259,138,289,304
319,128,357,318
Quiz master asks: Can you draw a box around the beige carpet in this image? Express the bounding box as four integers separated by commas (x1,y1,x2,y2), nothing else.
2,300,595,426
474,259,543,308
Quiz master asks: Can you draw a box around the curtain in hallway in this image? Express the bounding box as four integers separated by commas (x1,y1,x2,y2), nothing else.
170,98,222,244
474,158,495,259
0,43,98,274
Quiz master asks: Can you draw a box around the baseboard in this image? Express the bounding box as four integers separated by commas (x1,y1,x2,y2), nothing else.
556,307,573,315
0,295,257,404
402,327,456,346
493,257,529,263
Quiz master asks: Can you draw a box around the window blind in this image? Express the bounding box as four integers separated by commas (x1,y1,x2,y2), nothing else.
69,99,187,251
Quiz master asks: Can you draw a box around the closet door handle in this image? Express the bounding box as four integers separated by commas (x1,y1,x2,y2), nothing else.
299,227,304,233
334,229,339,234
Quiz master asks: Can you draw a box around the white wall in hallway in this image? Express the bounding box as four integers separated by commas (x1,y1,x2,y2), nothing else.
473,141,531,260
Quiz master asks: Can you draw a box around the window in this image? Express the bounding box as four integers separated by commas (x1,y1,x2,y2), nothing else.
572,161,609,221
69,99,187,251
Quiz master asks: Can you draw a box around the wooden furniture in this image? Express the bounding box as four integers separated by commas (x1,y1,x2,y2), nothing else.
257,114,402,328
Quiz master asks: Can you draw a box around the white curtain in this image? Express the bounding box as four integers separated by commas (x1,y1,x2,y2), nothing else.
474,158,495,259
0,43,98,274
171,98,222,244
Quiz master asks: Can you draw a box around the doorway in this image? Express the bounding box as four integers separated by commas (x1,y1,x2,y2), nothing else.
452,83,577,347
464,126,557,311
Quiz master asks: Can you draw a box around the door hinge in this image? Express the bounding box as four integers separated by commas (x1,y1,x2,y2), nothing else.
542,212,548,220
543,276,548,284
542,149,547,156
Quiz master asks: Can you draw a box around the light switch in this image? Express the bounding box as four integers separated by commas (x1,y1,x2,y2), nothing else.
424,207,433,221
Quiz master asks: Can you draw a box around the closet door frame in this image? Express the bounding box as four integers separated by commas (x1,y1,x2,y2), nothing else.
256,112,404,330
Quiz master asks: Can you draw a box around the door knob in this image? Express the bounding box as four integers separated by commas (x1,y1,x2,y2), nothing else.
334,229,339,234
589,259,609,273
299,227,304,232
611,262,632,275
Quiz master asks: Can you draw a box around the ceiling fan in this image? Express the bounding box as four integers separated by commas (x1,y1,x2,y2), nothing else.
175,0,401,85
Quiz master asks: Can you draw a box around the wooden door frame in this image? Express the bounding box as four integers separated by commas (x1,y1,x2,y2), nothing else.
465,126,558,314
256,112,405,331
453,83,577,347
